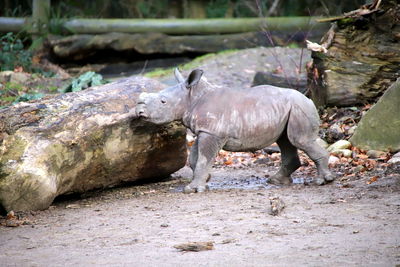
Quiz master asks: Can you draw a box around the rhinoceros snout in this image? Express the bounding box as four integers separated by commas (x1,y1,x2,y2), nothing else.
135,103,148,119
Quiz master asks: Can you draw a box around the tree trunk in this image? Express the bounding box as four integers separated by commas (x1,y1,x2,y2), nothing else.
0,76,187,212
307,1,400,107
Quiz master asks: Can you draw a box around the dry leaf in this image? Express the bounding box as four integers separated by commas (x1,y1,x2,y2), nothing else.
366,176,379,184
174,242,214,252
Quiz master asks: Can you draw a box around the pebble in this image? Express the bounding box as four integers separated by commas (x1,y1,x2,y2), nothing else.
388,152,400,164
328,155,340,165
330,149,352,158
366,150,386,159
327,140,352,152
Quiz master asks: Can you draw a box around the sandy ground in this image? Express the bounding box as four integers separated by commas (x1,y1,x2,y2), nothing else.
1,159,399,267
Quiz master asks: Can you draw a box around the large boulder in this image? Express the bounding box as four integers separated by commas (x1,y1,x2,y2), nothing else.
350,79,400,152
0,76,187,212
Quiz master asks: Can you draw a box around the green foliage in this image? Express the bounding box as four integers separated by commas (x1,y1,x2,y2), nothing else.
13,93,45,104
61,71,107,93
0,33,32,72
136,0,168,18
206,0,230,18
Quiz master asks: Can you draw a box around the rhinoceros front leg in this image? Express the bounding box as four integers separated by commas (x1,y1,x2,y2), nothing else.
269,131,300,185
184,132,225,193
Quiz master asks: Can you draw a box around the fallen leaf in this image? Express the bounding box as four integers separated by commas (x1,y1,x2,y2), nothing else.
366,176,379,184
174,242,214,252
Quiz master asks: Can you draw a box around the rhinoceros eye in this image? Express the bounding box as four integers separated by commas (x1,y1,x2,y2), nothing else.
160,97,167,104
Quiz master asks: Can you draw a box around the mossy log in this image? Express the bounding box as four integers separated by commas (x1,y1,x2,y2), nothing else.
0,76,187,212
307,1,400,107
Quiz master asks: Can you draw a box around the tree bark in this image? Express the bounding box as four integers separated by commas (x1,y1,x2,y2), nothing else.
0,76,187,212
307,1,400,107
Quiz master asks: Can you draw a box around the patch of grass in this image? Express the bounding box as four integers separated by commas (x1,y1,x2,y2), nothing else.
145,49,238,78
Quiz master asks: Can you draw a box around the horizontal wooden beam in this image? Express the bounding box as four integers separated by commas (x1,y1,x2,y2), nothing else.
0,16,327,35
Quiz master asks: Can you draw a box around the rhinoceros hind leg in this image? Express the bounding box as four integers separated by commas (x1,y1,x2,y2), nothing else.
184,132,225,193
300,142,335,185
287,131,335,185
286,103,335,185
269,130,300,185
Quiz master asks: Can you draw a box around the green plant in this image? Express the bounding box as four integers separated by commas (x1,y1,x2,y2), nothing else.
0,32,32,72
136,0,168,18
206,0,230,18
61,71,107,93
13,93,45,104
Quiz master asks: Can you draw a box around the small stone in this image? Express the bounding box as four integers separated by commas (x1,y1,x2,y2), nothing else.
268,197,285,216
328,155,340,165
253,157,270,165
354,165,365,172
388,153,400,164
366,150,386,159
326,124,345,143
5,220,20,227
330,149,352,158
327,140,352,152
388,151,400,164
263,145,280,154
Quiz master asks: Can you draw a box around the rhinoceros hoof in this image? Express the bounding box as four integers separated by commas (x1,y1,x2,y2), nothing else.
183,184,208,193
268,174,292,185
324,173,336,182
313,177,325,185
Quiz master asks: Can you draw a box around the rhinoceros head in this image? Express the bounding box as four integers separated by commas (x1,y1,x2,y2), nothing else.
136,69,203,124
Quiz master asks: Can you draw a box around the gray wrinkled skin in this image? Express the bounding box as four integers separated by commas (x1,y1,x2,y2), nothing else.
136,69,335,193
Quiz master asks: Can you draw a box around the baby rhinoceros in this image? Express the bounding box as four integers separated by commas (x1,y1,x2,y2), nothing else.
136,69,334,193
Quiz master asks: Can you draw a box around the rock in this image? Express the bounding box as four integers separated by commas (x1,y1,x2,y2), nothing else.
268,196,285,216
350,79,400,152
253,157,270,165
330,149,352,158
327,140,352,152
263,145,280,154
316,138,329,149
366,150,387,159
252,71,307,94
328,155,340,165
326,123,345,143
388,152,400,164
0,71,31,84
0,76,187,212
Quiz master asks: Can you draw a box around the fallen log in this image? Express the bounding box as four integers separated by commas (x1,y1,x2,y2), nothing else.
307,1,400,107
0,76,187,212
48,31,321,62
252,72,307,94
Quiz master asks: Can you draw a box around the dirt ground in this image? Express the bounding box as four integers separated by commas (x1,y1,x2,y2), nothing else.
1,155,399,266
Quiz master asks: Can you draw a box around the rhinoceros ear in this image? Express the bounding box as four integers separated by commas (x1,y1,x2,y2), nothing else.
174,68,185,84
185,69,203,89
